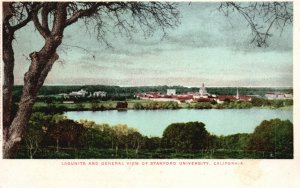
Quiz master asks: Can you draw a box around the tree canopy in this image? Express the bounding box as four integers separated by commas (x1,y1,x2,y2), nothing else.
162,121,210,151
248,118,293,156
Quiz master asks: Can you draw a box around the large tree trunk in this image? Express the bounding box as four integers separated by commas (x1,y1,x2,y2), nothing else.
3,4,70,158
3,6,64,156
3,27,15,142
3,48,59,158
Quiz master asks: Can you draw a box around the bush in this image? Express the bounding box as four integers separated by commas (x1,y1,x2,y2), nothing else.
162,122,210,151
116,102,128,109
248,119,293,156
133,102,144,109
144,137,161,150
194,102,212,109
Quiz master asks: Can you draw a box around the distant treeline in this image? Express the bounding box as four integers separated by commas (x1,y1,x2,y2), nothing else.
13,85,293,101
30,99,293,114
16,112,293,159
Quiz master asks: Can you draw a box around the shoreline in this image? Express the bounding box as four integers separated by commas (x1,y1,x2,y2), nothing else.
32,100,293,113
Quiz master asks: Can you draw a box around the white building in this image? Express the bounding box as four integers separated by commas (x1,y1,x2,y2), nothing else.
93,91,107,97
284,93,293,99
265,92,293,100
199,83,209,97
265,93,277,100
167,89,176,96
193,93,208,99
65,89,88,98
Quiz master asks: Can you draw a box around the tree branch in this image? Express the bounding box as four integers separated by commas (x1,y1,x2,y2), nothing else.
41,4,51,33
11,13,32,31
65,4,100,26
32,11,50,38
52,3,68,35
219,2,292,47
10,3,42,31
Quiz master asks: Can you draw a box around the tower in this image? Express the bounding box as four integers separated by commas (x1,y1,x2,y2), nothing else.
199,83,207,97
236,88,239,100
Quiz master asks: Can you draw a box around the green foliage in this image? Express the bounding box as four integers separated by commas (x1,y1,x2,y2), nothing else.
211,100,217,105
251,98,293,108
273,100,284,108
75,103,85,110
143,137,161,150
17,112,293,159
91,102,99,111
23,112,51,158
285,99,293,106
145,101,161,109
116,102,128,109
162,122,210,151
194,102,212,109
133,101,179,110
163,101,179,109
248,119,293,157
133,102,144,109
219,133,250,150
80,120,113,149
224,101,253,109
45,117,86,149
32,104,67,114
251,98,270,107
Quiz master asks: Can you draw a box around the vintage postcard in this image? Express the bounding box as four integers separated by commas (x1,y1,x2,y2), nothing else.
1,0,299,187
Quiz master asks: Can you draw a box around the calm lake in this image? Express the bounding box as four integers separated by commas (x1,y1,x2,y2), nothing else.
65,109,293,137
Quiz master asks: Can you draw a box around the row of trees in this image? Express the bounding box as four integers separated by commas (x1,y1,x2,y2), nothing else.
133,101,179,110
20,113,157,158
189,99,292,109
251,98,293,108
18,113,293,159
163,120,293,157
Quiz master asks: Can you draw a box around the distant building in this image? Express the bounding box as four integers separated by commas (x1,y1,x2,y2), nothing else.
238,96,253,102
284,93,293,99
93,91,107,97
135,83,256,104
277,93,285,99
177,95,194,103
265,92,293,100
216,95,236,104
167,89,176,96
265,93,277,100
199,83,209,97
64,89,88,98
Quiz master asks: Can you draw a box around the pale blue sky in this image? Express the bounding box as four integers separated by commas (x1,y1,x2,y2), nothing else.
13,2,293,87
